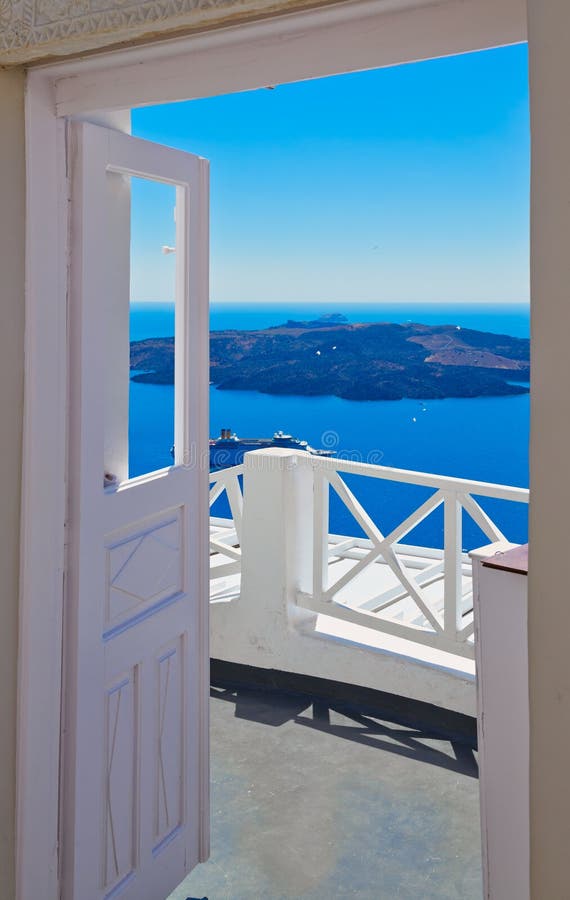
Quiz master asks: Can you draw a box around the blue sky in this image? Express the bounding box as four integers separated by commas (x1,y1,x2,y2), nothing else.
131,43,529,305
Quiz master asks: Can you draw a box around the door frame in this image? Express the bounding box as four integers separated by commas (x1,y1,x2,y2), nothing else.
19,1,527,897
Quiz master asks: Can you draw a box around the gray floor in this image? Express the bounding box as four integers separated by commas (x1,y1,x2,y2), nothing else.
172,684,482,900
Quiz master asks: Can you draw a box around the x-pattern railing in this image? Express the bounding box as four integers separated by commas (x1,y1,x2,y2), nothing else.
307,459,529,658
208,454,528,657
209,464,244,582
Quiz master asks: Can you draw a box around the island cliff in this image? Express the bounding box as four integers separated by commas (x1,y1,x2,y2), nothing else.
130,317,530,401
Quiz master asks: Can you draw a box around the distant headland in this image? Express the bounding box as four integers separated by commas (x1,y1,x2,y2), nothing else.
130,315,530,402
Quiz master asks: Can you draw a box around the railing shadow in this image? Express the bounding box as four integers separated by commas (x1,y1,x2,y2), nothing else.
295,703,479,779
210,685,478,779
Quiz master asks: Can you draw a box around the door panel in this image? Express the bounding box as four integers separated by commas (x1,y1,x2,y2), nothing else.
64,122,209,900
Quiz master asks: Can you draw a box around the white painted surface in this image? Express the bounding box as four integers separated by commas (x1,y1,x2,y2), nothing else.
306,456,526,658
471,544,529,900
63,122,210,900
17,98,131,900
51,0,526,116
0,67,26,900
210,451,477,714
209,452,528,689
0,0,527,65
527,3,570,893
17,73,69,900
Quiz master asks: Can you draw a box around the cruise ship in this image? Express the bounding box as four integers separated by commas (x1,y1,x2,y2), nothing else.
209,429,335,469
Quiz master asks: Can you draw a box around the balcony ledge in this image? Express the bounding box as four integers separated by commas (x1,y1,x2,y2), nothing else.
302,611,476,681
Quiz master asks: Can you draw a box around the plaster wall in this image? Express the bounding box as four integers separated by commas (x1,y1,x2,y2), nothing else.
1,0,356,64
0,67,25,900
527,1,570,894
0,0,528,67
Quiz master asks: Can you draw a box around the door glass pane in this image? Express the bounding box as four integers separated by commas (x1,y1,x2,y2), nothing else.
129,177,177,479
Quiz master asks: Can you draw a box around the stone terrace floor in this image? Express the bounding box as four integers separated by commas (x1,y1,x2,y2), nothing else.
171,679,482,900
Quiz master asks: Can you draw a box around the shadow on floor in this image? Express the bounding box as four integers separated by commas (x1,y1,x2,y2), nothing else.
172,677,482,899
211,684,478,779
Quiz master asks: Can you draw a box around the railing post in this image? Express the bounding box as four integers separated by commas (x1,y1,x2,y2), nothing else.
239,449,315,629
224,471,244,545
313,466,329,601
443,490,463,638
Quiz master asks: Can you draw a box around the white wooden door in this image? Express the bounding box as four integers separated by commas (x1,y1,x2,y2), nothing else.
63,122,210,900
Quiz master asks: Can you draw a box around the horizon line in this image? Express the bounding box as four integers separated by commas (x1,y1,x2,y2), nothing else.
131,299,531,306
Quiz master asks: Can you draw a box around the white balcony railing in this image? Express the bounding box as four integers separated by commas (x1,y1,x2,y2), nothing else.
209,464,243,585
298,459,528,659
209,451,528,661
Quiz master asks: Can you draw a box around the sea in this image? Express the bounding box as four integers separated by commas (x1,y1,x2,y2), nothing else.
129,302,530,550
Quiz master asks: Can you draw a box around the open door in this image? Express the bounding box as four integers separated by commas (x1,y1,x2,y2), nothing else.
63,122,210,900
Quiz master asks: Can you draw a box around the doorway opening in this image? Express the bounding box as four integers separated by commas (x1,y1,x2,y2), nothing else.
20,5,530,895
127,45,529,900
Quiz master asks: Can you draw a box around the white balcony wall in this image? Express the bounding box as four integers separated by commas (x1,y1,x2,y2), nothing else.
210,450,479,716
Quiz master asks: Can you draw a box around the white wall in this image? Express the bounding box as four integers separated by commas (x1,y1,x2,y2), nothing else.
527,1,570,895
0,67,25,900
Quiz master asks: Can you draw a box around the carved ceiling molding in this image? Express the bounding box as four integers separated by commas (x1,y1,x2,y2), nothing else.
0,0,327,64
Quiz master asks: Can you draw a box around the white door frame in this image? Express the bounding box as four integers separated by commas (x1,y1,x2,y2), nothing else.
19,1,527,897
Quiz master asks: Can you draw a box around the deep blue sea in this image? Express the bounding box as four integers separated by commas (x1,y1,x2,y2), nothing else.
129,302,530,550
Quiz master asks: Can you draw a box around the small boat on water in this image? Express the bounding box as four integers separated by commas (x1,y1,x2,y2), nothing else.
209,428,335,469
